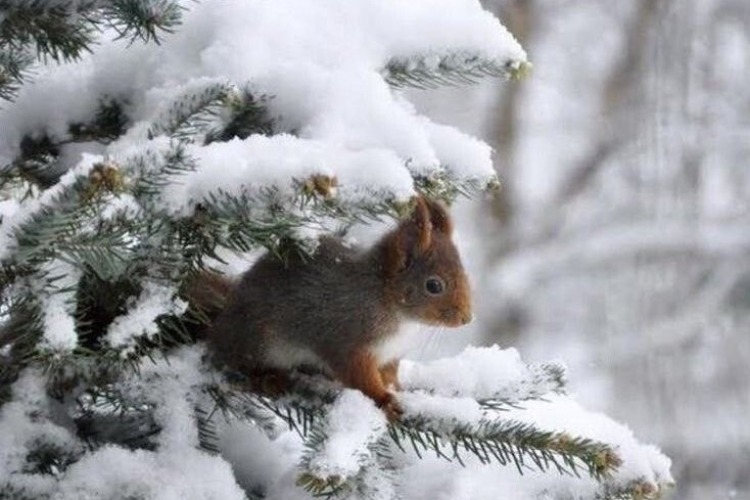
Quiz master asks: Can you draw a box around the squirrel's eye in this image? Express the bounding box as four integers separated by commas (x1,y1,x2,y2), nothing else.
425,276,445,295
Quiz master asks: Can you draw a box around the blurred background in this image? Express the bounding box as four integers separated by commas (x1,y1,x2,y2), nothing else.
410,1,750,499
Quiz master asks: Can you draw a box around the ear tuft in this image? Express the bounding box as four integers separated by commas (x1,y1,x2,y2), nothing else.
380,196,433,276
422,197,453,234
412,196,433,253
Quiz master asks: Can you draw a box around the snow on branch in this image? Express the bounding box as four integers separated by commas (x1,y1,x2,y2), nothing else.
105,281,187,351
385,54,531,90
299,390,388,495
399,345,566,404
0,0,183,102
202,346,671,500
147,80,232,143
2,0,523,186
390,416,619,479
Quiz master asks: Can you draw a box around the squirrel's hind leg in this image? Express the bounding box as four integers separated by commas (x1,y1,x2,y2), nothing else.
378,359,401,390
333,349,403,421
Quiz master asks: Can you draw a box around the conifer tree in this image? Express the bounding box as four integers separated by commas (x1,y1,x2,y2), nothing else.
0,0,673,499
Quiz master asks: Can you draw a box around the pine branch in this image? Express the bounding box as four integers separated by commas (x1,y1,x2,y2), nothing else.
391,416,621,481
128,141,197,202
478,361,568,410
68,98,129,143
9,196,131,275
597,479,670,500
103,0,184,44
170,183,398,270
22,440,82,476
298,448,399,500
206,370,621,500
1,100,128,191
0,47,33,102
205,86,275,143
0,290,44,391
195,405,221,454
74,384,161,451
414,171,500,204
4,161,135,277
197,188,319,256
204,378,331,439
298,409,396,500
384,53,531,90
148,82,232,142
147,82,276,144
4,135,60,190
0,0,99,63
5,303,196,401
0,0,183,101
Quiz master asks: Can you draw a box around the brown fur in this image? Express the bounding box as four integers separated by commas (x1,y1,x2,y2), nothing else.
181,270,236,320
379,359,400,390
194,196,471,420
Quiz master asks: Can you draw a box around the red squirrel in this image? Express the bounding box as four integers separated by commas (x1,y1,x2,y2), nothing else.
189,196,472,419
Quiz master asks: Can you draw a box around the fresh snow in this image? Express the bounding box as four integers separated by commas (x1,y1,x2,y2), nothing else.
306,389,387,480
0,154,102,261
159,135,416,215
0,344,672,500
105,281,188,351
399,344,565,400
505,395,674,491
38,259,83,352
0,0,524,232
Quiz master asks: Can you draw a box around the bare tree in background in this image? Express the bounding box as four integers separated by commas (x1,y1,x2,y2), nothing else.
481,0,750,498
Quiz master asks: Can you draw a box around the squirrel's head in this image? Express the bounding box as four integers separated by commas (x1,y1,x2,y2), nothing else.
380,196,472,327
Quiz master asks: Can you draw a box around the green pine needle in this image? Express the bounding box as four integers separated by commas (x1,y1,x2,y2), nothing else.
391,416,621,480
104,0,184,44
384,53,531,90
148,83,232,141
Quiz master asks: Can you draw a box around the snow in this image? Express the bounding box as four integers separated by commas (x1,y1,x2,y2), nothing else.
105,281,188,351
55,445,245,500
505,395,674,489
307,389,387,480
38,259,82,352
400,391,485,426
0,370,80,494
158,134,416,215
54,347,244,500
40,294,78,351
422,119,495,182
0,342,672,500
0,154,102,261
393,350,673,499
218,421,301,495
0,0,524,244
399,344,566,401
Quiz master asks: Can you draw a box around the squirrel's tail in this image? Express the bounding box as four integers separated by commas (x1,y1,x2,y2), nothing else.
180,270,236,325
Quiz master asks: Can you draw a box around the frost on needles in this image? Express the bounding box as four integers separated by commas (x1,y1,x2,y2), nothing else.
0,0,671,498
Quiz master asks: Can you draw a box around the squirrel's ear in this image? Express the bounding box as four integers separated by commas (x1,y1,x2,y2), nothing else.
382,197,433,275
411,196,433,252
423,197,453,235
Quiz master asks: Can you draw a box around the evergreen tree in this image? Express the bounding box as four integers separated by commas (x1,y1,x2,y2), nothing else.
0,0,673,499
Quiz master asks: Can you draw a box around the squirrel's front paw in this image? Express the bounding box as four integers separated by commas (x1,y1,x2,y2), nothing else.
379,393,403,422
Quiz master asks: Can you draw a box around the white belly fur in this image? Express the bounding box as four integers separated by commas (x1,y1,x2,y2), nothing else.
264,336,328,372
372,320,427,365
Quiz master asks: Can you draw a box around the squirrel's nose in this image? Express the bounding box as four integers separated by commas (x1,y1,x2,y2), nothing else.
460,311,473,325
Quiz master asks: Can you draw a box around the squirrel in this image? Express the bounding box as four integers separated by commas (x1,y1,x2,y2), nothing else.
187,196,472,419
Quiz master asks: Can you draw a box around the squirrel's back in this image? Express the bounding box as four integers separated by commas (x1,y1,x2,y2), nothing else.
209,236,397,373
